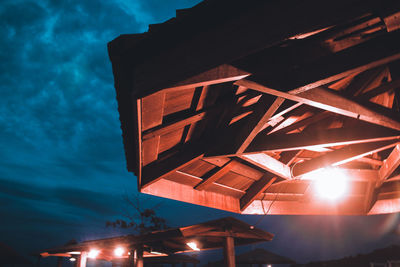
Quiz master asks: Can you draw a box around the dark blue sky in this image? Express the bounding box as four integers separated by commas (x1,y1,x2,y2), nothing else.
1,0,399,264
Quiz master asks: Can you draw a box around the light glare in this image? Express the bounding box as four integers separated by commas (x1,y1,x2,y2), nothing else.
88,249,100,259
114,247,125,257
186,242,200,251
69,258,76,262
304,168,349,201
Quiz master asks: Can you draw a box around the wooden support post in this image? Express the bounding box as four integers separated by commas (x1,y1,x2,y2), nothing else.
135,247,143,267
127,251,135,267
377,144,400,187
223,236,236,267
77,252,87,267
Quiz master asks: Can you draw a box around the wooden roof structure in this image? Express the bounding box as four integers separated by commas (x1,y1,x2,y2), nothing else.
40,217,273,261
108,0,400,215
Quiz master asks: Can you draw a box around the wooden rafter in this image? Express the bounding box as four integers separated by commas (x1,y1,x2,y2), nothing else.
246,125,400,154
235,79,400,131
174,170,245,197
377,144,400,187
357,79,400,101
141,142,204,188
239,154,291,180
235,96,285,153
195,160,237,191
240,175,277,211
291,141,398,177
142,111,207,140
269,110,331,135
161,64,249,92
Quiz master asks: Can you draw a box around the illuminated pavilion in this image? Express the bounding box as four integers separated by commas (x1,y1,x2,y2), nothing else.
40,217,273,267
108,0,400,215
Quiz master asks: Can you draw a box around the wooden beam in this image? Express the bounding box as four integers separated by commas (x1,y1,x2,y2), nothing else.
233,25,400,96
142,111,207,140
141,142,204,189
135,247,143,267
377,144,400,187
357,79,400,101
134,98,143,197
223,235,235,267
161,64,249,92
291,141,398,177
195,160,237,191
236,96,285,153
269,111,331,135
141,177,240,213
240,175,277,211
174,171,246,198
239,154,291,179
236,79,400,131
77,251,87,267
246,124,400,154
268,102,303,123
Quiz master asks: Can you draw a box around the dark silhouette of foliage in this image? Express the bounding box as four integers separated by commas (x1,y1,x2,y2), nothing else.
106,195,168,234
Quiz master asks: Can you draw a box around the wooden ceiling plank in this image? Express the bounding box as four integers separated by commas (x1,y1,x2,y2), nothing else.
291,141,398,177
174,170,246,196
142,136,161,166
142,111,207,140
377,144,400,187
235,79,400,131
268,102,303,123
236,96,285,153
195,160,237,191
246,125,400,154
239,154,291,180
240,175,277,211
141,92,165,131
141,142,204,189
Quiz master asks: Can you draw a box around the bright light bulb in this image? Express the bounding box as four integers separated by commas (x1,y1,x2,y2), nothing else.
69,258,76,262
114,247,125,257
88,249,100,259
308,168,348,200
186,242,200,251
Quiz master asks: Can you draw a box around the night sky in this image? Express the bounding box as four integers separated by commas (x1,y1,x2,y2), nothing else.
1,0,400,264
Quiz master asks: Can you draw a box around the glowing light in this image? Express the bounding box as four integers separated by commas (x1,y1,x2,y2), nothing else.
69,258,76,262
186,242,200,251
69,251,81,255
114,247,125,257
303,168,349,201
267,265,272,267
88,249,100,259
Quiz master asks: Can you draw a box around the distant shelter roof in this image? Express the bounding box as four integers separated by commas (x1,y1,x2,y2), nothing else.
40,217,273,261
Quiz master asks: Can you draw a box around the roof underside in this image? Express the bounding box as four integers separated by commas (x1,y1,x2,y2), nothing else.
109,0,400,215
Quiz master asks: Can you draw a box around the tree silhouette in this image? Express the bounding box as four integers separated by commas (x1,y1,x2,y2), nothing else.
106,195,168,234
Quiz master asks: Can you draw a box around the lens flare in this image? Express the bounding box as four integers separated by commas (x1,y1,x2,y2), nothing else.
88,249,100,259
186,242,200,251
303,168,349,201
114,247,125,257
